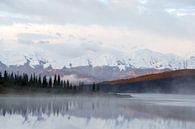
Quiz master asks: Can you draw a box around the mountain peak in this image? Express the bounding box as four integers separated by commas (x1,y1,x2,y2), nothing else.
0,49,195,70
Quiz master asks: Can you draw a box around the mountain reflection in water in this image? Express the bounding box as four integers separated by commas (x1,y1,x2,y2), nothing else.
0,94,195,129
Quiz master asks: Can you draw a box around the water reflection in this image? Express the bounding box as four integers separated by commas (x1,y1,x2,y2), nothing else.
0,95,195,129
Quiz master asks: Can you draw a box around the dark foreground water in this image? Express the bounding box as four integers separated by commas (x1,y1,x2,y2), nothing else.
0,94,195,129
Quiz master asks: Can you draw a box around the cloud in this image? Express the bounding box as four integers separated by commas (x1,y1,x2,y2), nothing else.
0,0,195,40
0,23,194,57
0,0,195,67
37,40,50,44
17,33,54,42
17,38,34,44
165,8,195,16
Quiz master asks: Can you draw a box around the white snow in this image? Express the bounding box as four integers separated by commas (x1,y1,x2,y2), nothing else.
0,46,194,70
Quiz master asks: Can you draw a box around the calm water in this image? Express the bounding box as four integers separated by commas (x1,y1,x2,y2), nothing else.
0,94,195,129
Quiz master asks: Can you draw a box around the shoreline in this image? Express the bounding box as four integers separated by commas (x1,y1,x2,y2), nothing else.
0,89,132,98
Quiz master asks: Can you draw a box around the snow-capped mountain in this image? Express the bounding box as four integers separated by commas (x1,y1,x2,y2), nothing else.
0,49,194,82
1,48,194,70
128,49,193,69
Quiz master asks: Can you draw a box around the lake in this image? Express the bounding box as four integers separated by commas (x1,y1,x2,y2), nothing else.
0,94,195,129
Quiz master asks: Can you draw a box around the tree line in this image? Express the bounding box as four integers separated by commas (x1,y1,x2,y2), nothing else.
0,70,100,92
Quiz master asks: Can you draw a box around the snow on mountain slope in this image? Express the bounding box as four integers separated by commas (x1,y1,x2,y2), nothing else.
188,56,195,69
128,49,186,69
0,48,194,70
1,48,194,82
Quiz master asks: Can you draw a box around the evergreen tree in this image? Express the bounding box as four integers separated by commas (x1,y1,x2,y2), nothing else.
92,82,96,92
42,75,47,87
73,85,77,90
54,74,57,87
14,74,18,85
4,70,8,80
29,74,33,85
20,73,28,86
0,71,87,93
35,76,38,84
57,75,61,86
0,72,2,84
69,83,72,90
67,80,70,89
49,77,52,88
60,80,63,88
38,75,42,86
63,80,66,89
9,72,14,85
33,74,36,84
10,72,14,80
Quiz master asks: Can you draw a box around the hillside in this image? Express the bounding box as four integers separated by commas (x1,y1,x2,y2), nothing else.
110,69,195,84
99,69,195,94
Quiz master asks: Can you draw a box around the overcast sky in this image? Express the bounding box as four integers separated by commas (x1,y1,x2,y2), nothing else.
0,0,195,66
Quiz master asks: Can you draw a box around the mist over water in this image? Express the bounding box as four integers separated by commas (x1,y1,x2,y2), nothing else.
0,94,195,129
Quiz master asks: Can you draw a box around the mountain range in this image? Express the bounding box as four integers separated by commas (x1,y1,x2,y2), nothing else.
0,49,194,83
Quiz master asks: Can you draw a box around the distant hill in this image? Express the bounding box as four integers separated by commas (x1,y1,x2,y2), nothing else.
99,69,195,94
110,69,195,84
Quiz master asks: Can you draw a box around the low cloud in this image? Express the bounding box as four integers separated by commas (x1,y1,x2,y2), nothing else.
17,33,54,41
165,8,195,16
17,38,34,44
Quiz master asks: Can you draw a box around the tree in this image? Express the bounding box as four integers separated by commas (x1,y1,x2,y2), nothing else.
69,83,73,90
57,75,61,86
67,80,70,89
38,75,42,86
14,74,18,85
29,74,33,86
33,74,36,84
60,80,63,88
0,71,87,93
10,72,14,80
92,82,96,92
9,72,14,85
4,70,8,80
49,77,52,88
42,75,48,87
63,80,66,89
73,85,77,90
0,72,2,84
22,73,28,86
53,74,57,87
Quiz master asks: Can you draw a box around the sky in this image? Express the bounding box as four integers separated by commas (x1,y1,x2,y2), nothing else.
0,0,195,67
